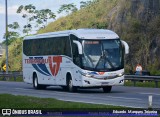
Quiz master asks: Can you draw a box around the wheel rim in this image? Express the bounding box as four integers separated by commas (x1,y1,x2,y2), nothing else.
69,79,73,91
34,77,38,88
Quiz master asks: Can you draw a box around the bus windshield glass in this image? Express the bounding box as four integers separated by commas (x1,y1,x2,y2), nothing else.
82,39,123,71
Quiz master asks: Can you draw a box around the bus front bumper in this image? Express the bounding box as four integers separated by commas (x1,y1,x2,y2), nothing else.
81,75,124,87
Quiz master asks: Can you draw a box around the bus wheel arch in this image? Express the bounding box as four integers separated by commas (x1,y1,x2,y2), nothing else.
33,72,46,90
66,72,77,92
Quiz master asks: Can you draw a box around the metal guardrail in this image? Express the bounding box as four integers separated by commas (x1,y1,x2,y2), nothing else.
0,71,23,81
125,75,160,88
0,72,160,88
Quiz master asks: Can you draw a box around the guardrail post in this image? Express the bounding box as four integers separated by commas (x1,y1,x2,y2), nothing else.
148,95,152,109
2,72,6,81
13,73,16,81
155,81,158,88
12,72,16,81
133,80,136,86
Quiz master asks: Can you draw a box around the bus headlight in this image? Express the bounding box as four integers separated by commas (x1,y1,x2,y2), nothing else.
85,74,93,77
117,72,124,77
78,71,93,78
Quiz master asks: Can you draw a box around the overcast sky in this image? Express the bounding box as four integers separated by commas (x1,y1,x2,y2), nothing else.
0,0,90,42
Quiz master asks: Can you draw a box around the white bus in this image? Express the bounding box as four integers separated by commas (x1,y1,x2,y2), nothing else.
23,29,129,92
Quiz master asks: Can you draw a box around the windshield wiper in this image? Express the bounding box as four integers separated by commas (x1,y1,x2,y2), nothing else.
95,51,115,69
104,56,115,69
95,55,103,69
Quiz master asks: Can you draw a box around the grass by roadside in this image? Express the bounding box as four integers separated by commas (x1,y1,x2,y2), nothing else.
124,80,160,88
0,94,158,117
0,94,127,117
0,94,121,109
0,77,23,82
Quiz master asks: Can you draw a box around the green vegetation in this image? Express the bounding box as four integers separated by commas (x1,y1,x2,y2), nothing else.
0,38,22,71
38,0,118,33
0,94,121,108
0,76,23,82
16,4,56,35
0,0,160,75
0,94,132,117
125,81,160,88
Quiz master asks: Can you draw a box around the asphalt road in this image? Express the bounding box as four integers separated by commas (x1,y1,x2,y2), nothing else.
0,81,160,108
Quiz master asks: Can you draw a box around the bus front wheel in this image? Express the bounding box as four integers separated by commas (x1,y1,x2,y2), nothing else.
67,75,77,92
103,86,112,93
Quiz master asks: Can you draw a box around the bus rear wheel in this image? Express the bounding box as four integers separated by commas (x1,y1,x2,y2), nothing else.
33,75,46,90
67,75,77,92
103,86,112,93
61,86,67,91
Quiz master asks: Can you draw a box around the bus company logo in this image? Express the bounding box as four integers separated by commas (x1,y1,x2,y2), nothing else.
25,56,62,77
48,56,62,76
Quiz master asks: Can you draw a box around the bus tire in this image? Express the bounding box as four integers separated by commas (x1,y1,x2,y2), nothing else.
67,75,77,92
103,86,112,93
33,74,46,90
61,86,67,91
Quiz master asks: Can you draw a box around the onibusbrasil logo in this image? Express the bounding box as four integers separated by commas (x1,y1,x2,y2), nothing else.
2,109,11,116
1,109,42,116
25,56,62,77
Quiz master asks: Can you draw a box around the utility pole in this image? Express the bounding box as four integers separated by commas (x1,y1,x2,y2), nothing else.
5,0,9,73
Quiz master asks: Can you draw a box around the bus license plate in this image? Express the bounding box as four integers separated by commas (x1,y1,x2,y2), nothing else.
101,82,109,85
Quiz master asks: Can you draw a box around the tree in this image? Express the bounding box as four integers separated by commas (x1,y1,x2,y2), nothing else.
57,3,78,15
3,22,20,45
17,4,36,13
17,4,56,35
80,1,92,8
8,22,20,29
17,4,36,35
35,9,56,28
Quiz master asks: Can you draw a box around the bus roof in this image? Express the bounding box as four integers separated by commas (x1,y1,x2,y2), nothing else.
24,29,119,40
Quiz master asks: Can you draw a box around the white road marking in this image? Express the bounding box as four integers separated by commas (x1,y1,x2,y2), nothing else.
14,88,142,101
105,96,142,101
139,93,160,96
15,88,32,90
58,99,144,108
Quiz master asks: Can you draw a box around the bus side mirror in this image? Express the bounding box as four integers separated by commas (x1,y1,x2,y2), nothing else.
121,40,129,54
73,41,82,55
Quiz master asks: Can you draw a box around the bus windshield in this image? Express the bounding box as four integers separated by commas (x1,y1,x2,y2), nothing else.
82,39,123,71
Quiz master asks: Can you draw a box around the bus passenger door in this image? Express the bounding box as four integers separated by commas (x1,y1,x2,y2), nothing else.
72,42,82,86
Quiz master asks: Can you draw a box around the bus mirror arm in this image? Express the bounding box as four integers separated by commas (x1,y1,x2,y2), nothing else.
121,40,129,54
73,41,83,55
